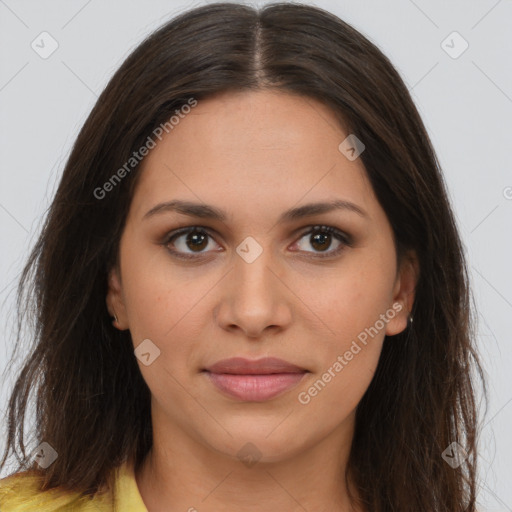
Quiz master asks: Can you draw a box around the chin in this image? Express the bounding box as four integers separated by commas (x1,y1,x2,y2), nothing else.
203,425,308,464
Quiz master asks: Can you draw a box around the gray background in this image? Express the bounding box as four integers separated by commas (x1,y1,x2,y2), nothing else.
0,0,511,509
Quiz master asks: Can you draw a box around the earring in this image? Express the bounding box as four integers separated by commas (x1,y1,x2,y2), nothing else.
112,311,119,327
408,312,414,327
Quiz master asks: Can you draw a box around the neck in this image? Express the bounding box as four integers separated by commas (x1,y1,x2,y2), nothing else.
134,414,364,512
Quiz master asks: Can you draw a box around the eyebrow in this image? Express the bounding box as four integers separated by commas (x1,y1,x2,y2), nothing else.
143,199,368,223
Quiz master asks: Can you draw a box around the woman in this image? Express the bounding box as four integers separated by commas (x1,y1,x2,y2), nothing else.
0,2,486,511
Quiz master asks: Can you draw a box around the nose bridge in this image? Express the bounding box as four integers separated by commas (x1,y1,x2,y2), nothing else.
213,232,295,338
218,234,289,333
232,235,277,300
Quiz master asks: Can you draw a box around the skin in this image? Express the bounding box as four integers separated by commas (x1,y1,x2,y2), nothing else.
107,89,419,512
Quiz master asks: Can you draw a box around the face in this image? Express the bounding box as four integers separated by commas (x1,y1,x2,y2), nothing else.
107,89,418,464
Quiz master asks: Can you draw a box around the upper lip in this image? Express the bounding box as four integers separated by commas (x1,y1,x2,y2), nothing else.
204,357,307,375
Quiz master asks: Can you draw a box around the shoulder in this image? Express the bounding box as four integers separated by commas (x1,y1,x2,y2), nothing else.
0,470,107,511
0,460,147,511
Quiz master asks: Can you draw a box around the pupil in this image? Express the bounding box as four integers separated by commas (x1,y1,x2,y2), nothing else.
187,231,208,251
311,232,331,251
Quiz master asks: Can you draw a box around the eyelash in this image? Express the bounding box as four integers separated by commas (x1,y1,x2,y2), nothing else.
161,225,353,261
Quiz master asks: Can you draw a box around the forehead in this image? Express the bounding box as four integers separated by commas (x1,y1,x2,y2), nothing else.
130,90,376,221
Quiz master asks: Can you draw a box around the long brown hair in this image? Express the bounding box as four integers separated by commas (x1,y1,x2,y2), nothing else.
0,2,486,510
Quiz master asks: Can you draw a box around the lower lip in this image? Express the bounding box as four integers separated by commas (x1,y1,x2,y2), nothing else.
205,371,307,401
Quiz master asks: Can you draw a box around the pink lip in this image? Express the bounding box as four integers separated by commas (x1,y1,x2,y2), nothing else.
203,357,308,401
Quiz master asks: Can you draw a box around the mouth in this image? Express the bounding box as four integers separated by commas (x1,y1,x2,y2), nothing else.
202,357,309,401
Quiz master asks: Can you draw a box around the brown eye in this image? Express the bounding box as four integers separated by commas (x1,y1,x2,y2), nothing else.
310,231,332,251
182,229,209,252
162,224,352,261
164,227,219,259
293,225,352,258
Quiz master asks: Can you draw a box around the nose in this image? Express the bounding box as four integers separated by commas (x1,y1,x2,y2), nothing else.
213,242,293,339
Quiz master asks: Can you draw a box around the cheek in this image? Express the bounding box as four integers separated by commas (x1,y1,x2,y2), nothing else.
295,271,392,415
293,250,394,407
120,241,199,339
121,258,209,408
296,339,383,426
120,248,217,383
298,253,396,342
293,275,387,439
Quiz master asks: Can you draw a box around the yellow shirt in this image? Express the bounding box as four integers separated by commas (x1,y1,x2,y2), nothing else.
0,459,148,511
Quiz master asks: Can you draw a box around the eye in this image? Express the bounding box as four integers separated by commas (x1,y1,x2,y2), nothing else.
291,225,352,258
162,227,220,260
162,225,353,260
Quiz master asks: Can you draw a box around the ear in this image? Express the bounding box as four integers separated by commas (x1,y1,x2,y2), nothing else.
385,250,419,336
106,266,128,330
